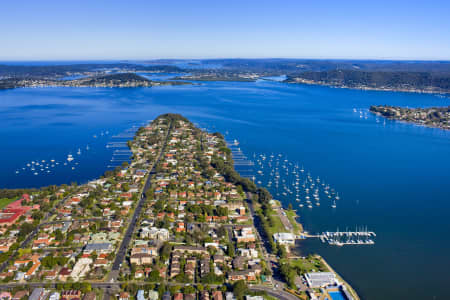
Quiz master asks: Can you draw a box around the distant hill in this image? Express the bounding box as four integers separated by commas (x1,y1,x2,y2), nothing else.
200,58,450,74
2,59,450,93
0,73,190,90
79,73,151,85
0,63,183,78
286,70,450,93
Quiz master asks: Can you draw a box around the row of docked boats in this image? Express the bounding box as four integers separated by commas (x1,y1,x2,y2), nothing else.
320,227,376,246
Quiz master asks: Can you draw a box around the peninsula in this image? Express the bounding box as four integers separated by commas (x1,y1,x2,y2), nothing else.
0,73,189,90
0,113,358,300
370,105,450,130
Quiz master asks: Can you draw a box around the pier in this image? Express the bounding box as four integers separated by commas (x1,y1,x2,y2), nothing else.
111,133,135,138
106,125,141,169
106,142,128,148
226,139,255,178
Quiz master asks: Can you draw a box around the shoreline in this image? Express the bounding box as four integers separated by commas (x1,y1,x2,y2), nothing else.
369,107,450,130
371,111,450,131
284,206,361,300
0,81,191,91
318,255,361,300
285,79,450,96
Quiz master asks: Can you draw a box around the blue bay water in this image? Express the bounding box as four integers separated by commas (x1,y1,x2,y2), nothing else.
0,80,449,299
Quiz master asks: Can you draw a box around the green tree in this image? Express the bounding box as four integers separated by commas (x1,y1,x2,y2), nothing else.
233,280,248,300
148,270,161,282
158,284,166,298
18,223,34,239
81,283,92,293
169,285,180,294
183,286,196,294
278,244,288,259
160,243,172,261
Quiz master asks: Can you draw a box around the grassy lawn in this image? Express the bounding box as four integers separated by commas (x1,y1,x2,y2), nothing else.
282,256,328,274
0,198,15,209
285,210,303,234
18,248,32,256
266,210,285,235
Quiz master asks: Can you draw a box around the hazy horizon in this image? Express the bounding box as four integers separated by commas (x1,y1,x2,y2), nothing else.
1,57,450,63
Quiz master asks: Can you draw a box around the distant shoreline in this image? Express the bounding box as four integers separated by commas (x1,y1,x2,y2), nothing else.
285,79,450,96
369,105,450,130
0,73,191,90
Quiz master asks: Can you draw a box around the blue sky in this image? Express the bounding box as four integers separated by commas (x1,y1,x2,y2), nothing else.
1,0,449,60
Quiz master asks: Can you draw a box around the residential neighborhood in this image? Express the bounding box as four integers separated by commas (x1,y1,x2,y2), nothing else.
0,114,357,300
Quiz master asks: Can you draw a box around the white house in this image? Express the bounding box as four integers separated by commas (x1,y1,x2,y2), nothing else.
273,232,296,245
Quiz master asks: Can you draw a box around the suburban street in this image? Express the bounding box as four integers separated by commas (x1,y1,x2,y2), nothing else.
104,121,173,299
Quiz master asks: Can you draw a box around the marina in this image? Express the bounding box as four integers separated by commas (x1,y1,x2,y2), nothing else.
247,151,342,211
319,227,376,246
